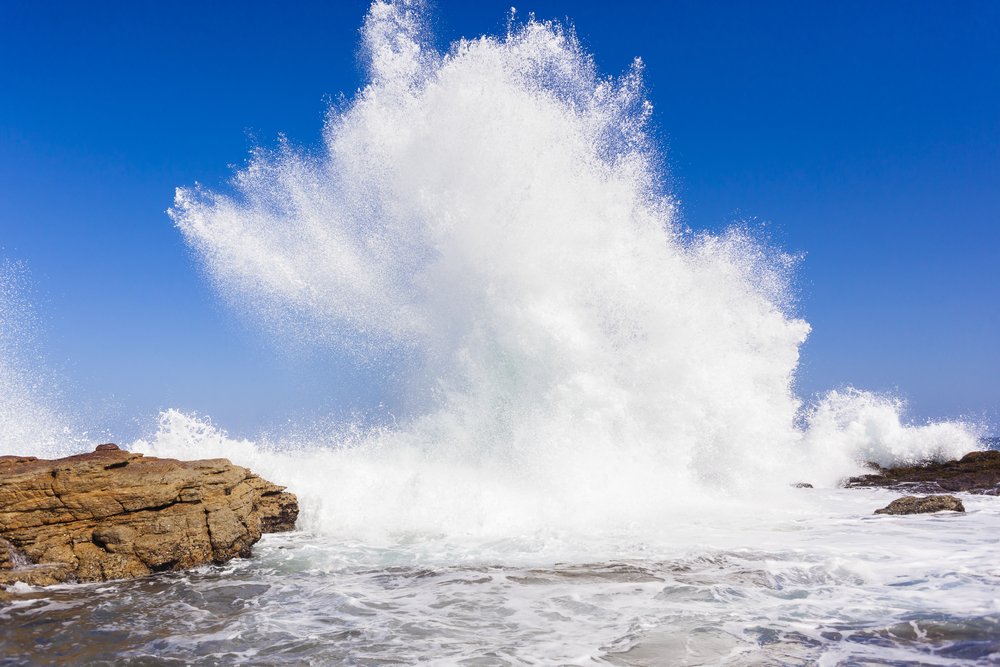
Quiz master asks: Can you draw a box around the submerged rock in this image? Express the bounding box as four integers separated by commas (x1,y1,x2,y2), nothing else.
844,450,1000,495
874,495,965,515
0,444,298,586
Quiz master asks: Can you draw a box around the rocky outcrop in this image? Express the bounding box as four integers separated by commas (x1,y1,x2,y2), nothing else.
0,444,298,586
845,450,1000,495
874,494,965,515
251,478,300,533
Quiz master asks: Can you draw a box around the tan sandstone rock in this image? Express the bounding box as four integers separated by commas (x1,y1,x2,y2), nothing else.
0,444,298,585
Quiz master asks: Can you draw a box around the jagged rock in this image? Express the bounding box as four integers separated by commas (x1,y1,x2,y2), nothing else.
0,445,298,586
251,478,300,533
874,494,965,515
845,450,1000,495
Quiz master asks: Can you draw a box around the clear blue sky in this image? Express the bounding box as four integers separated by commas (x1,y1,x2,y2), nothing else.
1,1,997,439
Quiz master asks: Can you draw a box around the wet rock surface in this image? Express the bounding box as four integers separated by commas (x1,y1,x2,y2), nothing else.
874,495,965,515
0,444,297,586
844,450,1000,495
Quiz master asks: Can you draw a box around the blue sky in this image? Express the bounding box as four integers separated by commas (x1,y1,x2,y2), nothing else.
1,1,997,439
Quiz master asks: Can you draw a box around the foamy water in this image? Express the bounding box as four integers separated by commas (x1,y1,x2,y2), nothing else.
1,1,995,664
3,491,999,665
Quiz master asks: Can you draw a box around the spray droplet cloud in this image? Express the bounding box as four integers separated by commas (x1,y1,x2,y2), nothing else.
163,0,979,538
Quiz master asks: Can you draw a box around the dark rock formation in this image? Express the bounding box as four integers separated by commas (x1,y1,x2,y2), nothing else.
0,444,298,586
874,494,965,515
844,450,1000,495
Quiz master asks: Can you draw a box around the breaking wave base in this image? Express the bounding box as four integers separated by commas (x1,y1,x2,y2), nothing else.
2,2,995,664
155,0,977,540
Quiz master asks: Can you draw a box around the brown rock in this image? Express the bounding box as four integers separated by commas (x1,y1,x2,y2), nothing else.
250,478,300,533
844,450,1000,495
0,562,72,587
874,494,966,515
0,444,298,587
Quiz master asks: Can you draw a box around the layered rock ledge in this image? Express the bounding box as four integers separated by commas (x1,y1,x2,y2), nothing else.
0,444,298,587
844,450,1000,495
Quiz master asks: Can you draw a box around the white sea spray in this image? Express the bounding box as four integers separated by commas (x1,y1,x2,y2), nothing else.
158,1,980,540
0,262,79,457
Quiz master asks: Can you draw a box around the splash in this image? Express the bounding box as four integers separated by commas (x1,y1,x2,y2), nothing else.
165,1,979,538
0,262,79,456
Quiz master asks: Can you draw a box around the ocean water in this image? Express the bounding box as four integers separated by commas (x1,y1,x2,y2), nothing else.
1,1,996,664
3,490,999,665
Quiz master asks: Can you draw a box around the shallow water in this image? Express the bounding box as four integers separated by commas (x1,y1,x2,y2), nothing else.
3,489,998,666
